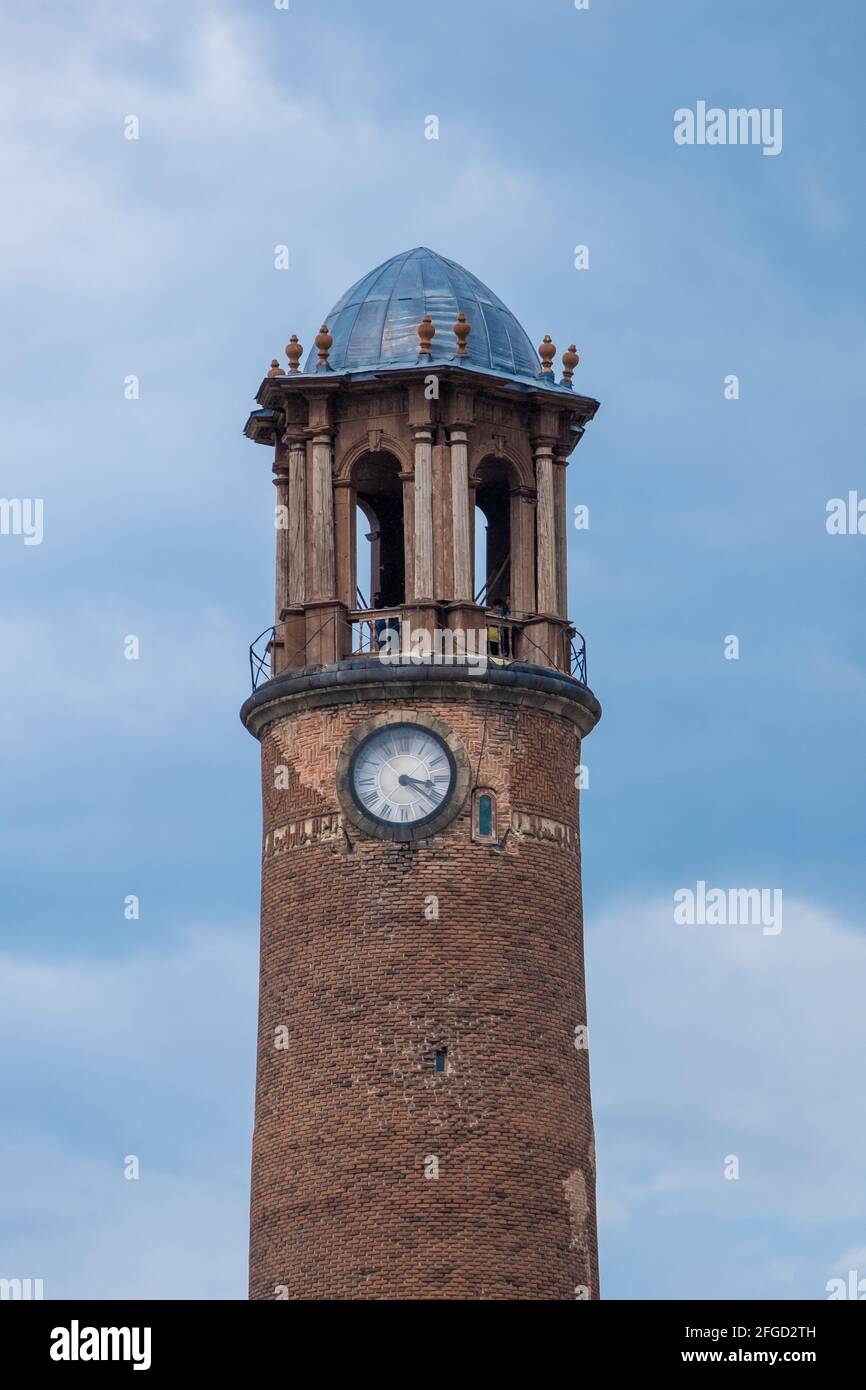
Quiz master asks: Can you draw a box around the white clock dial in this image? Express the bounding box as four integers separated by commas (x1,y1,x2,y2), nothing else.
350,724,456,826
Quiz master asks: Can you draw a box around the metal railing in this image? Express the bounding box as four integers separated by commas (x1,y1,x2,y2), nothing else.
250,625,276,690
248,612,590,690
570,631,587,684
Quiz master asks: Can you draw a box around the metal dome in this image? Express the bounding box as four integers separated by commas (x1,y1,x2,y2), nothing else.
303,247,544,383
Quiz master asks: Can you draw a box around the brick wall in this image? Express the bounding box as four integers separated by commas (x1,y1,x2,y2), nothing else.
249,693,598,1300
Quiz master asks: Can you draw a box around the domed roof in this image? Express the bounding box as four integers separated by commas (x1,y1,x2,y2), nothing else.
304,247,544,383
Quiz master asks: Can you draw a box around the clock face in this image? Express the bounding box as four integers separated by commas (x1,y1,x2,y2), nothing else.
349,723,456,827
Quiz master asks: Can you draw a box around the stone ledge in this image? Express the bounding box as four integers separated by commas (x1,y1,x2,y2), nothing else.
240,658,601,741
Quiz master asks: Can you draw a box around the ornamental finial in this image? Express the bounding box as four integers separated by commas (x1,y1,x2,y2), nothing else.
285,335,303,373
539,335,556,377
561,344,580,384
453,312,470,357
315,325,333,370
417,314,435,357
266,358,285,378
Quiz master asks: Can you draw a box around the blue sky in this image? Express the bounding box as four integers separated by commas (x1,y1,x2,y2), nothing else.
1,0,864,1299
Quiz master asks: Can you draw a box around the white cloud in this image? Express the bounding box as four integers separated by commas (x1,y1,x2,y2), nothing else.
0,925,256,1298
0,1,549,303
589,896,866,1227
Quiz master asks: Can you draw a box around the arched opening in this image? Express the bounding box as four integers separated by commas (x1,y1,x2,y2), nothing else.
472,788,498,843
353,452,405,609
475,458,512,609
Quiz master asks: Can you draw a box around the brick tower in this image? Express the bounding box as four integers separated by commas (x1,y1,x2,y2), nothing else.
241,248,602,1300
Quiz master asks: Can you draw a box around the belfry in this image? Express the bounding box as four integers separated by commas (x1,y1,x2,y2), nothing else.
241,247,602,1300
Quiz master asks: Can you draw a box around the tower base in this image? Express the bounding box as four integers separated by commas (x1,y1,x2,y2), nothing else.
241,659,601,1300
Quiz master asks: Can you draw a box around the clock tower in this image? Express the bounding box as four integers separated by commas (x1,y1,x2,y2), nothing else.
241,248,602,1300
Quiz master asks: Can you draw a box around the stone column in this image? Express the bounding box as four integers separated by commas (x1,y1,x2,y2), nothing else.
333,477,356,612
431,432,453,602
399,468,415,603
449,428,473,602
332,476,355,661
309,432,335,600
534,443,558,615
509,485,536,619
286,439,306,607
271,438,307,673
554,454,568,620
273,457,290,623
413,428,434,599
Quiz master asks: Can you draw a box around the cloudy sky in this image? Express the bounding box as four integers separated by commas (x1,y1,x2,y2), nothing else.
1,0,864,1299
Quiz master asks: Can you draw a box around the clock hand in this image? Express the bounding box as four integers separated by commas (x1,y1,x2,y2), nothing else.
397,773,439,805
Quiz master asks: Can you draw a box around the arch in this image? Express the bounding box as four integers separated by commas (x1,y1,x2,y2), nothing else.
474,456,514,609
351,450,405,609
469,440,534,491
336,432,412,483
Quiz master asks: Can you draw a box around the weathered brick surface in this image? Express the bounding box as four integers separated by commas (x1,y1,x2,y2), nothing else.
249,693,598,1300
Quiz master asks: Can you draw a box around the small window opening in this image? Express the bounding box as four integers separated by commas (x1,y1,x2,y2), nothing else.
472,788,498,843
435,1048,447,1074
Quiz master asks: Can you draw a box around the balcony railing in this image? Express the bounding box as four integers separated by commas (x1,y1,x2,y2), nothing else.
350,608,524,661
570,631,587,684
248,609,589,691
249,625,277,690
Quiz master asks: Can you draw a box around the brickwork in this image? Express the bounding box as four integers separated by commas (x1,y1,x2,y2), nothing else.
248,689,598,1300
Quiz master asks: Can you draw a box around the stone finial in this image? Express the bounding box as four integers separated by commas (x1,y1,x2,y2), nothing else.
315,324,333,370
539,335,556,376
285,335,303,373
453,311,471,357
417,314,435,357
561,344,580,384
266,358,285,378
